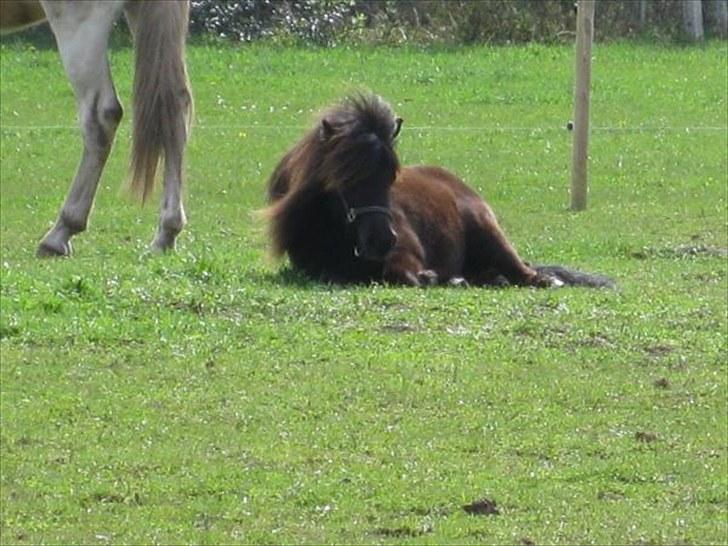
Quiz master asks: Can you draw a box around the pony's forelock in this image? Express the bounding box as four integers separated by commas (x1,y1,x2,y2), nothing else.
321,94,398,146
316,94,400,191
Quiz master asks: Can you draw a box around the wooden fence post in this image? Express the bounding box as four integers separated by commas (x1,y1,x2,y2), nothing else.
682,0,705,41
570,0,595,211
638,0,648,29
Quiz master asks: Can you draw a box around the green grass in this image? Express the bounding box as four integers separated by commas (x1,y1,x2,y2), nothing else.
1,39,727,545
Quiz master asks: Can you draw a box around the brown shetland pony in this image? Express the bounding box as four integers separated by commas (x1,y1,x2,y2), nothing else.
266,94,613,288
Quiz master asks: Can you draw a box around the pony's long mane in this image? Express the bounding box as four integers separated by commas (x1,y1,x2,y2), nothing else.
266,94,399,260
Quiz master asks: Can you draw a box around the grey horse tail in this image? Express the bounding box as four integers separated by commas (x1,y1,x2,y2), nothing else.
128,0,193,203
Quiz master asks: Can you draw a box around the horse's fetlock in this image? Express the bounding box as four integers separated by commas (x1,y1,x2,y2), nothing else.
161,210,186,234
60,211,87,234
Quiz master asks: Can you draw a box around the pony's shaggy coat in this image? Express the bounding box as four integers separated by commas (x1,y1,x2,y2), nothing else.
267,94,613,288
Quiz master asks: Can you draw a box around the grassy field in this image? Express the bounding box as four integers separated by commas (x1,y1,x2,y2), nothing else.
1,37,726,545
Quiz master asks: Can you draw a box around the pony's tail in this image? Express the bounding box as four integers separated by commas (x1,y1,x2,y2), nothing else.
535,265,616,289
128,0,193,202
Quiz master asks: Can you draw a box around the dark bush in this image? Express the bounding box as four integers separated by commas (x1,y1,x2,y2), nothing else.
189,0,360,45
189,0,725,45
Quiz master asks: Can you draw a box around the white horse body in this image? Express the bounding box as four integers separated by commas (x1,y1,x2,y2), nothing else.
0,0,192,256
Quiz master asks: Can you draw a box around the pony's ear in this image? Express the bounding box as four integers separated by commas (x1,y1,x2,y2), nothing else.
393,117,404,139
320,119,335,141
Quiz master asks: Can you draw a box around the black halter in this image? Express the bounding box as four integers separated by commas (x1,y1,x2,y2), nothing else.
338,193,392,225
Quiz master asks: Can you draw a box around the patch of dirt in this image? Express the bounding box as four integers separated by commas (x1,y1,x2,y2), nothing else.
171,299,206,315
463,497,500,516
635,431,659,443
89,491,142,505
577,332,614,349
380,322,416,333
373,526,430,538
653,377,670,389
597,490,625,501
643,344,674,357
520,538,537,546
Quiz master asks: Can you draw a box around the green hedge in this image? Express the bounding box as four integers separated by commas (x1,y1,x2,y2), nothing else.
189,0,728,45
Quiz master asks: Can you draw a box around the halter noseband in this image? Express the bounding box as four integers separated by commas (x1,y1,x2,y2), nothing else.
345,205,393,224
338,193,392,225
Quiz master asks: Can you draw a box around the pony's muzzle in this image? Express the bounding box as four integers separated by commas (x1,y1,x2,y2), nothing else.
356,225,397,261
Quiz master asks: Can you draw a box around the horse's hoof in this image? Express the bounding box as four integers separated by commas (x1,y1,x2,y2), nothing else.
149,235,176,254
36,240,71,258
148,243,170,255
417,269,438,286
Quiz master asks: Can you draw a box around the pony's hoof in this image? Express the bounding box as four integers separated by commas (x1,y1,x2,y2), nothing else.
530,272,562,288
417,269,438,286
36,240,72,258
448,276,469,288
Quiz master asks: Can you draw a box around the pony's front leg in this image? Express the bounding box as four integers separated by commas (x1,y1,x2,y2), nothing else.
37,1,124,257
383,263,423,286
382,226,436,286
383,262,437,286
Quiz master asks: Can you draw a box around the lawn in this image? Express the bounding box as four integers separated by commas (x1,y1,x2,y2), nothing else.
0,37,726,544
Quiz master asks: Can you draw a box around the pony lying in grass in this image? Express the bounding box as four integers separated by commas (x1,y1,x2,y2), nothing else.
266,94,613,288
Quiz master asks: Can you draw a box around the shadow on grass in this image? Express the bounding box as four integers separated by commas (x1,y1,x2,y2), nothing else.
253,267,326,289
253,267,389,291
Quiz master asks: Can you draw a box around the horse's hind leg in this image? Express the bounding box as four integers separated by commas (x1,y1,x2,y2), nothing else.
465,203,550,287
37,1,125,257
152,116,188,252
124,1,191,253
